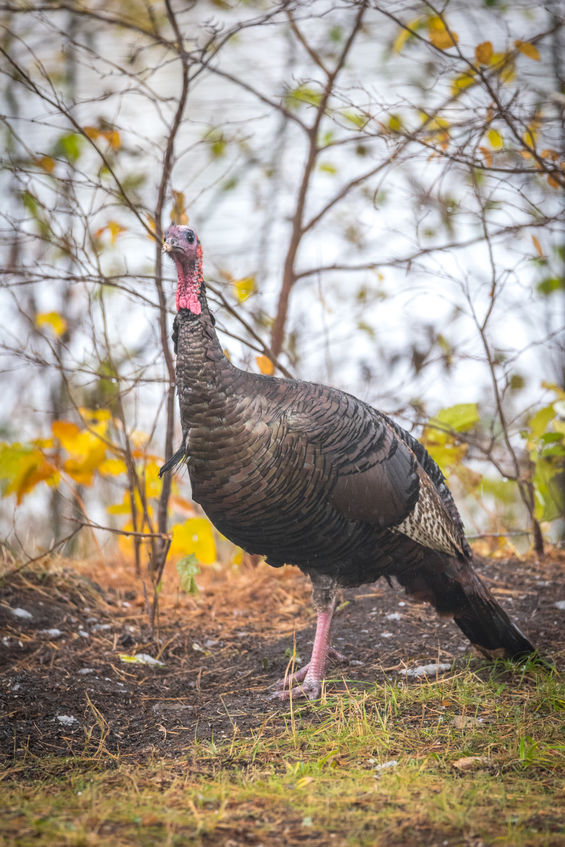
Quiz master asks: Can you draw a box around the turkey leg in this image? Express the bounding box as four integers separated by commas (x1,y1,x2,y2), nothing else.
271,574,345,701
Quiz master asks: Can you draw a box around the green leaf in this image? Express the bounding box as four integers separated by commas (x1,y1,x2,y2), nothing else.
54,133,83,163
432,403,480,433
527,404,556,441
533,456,565,522
537,277,564,296
342,110,368,129
319,162,338,174
205,129,227,158
285,85,322,109
176,554,200,594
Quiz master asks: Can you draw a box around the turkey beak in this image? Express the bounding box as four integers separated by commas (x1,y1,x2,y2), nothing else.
162,238,173,254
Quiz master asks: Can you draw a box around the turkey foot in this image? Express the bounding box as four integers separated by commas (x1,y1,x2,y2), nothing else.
269,602,343,701
270,647,347,701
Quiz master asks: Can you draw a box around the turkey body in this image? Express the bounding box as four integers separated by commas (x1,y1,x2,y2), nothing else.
177,311,458,587
162,224,534,699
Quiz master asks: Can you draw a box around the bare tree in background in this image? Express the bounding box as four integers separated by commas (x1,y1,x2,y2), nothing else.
0,0,563,581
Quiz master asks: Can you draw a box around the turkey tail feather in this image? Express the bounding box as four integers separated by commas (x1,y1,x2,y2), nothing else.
395,555,534,659
159,445,188,478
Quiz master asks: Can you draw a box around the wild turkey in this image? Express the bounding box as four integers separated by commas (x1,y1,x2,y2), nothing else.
161,223,534,699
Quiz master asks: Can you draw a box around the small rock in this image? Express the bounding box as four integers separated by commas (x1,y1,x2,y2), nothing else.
374,759,399,776
554,600,565,611
10,607,33,620
385,612,401,621
119,652,165,667
381,632,393,639
78,630,89,638
40,628,63,639
453,715,483,729
452,755,489,771
400,662,451,678
92,623,111,632
56,715,78,726
78,668,95,675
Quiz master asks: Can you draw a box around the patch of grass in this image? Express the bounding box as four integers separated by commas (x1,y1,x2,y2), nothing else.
1,663,563,846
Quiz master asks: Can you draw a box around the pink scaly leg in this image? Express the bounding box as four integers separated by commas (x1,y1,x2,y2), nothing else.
271,573,347,700
271,605,346,699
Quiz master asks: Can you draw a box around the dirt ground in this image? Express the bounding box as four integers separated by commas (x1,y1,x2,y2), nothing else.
0,550,563,763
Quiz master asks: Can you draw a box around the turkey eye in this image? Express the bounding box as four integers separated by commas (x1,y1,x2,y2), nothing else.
185,230,195,244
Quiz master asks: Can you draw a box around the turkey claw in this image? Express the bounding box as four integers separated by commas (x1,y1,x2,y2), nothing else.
269,679,321,701
269,647,347,701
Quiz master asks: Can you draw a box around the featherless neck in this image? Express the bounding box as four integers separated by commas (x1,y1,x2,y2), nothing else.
176,242,204,314
176,293,235,390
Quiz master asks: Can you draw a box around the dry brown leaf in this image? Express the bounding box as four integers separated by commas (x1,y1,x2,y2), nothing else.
531,234,544,258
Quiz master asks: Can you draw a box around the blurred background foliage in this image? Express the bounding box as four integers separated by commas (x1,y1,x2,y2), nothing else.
0,0,563,586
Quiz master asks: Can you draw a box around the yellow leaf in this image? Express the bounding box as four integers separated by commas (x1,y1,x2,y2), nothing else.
475,41,493,65
514,40,540,61
451,70,476,95
499,57,516,83
146,214,157,239
393,19,420,53
522,125,538,148
78,407,112,423
101,129,121,149
35,156,56,173
52,420,81,450
0,442,59,504
428,16,458,50
107,496,131,515
35,311,67,338
98,458,127,476
531,234,544,258
143,461,163,500
83,126,100,140
169,518,217,564
170,190,188,226
541,148,559,161
108,221,126,245
95,221,126,245
234,276,256,301
387,114,403,133
32,437,54,449
547,174,560,189
487,129,503,149
53,419,108,483
256,355,274,375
